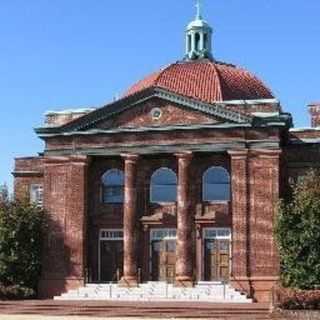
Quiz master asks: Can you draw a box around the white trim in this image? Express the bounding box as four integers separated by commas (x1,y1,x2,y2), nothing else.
215,98,279,105
290,127,320,132
150,228,177,241
291,138,320,144
252,112,280,118
203,228,231,240
99,229,124,241
36,123,253,137
45,108,96,116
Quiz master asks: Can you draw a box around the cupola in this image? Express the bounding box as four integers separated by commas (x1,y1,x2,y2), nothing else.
185,0,213,60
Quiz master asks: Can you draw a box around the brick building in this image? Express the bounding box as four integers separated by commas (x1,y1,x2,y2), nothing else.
13,5,320,303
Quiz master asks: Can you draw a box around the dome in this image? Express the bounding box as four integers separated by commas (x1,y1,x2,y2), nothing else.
124,59,274,103
187,18,211,31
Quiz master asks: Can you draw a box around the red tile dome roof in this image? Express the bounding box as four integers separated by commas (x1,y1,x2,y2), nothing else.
125,59,274,103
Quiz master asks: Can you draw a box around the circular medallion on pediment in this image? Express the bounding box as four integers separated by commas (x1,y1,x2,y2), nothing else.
151,108,162,120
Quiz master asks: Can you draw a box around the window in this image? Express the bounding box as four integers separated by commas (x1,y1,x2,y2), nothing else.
195,33,200,51
150,168,177,203
202,167,230,201
102,169,124,203
30,184,43,208
188,34,192,52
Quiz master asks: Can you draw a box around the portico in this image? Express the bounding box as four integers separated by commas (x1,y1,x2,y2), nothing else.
92,150,233,288
88,146,247,287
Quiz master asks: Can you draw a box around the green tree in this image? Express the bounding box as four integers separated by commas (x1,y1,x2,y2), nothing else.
275,170,320,289
0,184,9,204
0,196,46,293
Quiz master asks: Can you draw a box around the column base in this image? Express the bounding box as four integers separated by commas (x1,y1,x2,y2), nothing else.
175,276,194,288
118,276,138,288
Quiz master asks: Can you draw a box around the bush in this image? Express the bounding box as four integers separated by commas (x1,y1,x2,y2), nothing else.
0,187,46,298
0,285,35,300
275,170,320,290
276,286,320,310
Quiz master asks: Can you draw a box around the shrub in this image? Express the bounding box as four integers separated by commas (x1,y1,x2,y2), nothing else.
276,286,320,310
0,193,46,297
0,285,35,300
275,170,320,290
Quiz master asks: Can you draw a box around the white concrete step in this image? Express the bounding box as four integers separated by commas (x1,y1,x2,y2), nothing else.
54,281,252,303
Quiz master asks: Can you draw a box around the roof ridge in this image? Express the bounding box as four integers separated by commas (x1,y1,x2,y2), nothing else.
208,60,224,101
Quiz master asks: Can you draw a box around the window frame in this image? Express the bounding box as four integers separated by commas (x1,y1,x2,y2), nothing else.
101,169,125,204
150,167,177,204
202,166,231,202
30,184,44,208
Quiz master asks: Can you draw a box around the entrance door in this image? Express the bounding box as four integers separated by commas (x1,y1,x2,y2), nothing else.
100,240,123,282
205,239,230,281
151,240,176,283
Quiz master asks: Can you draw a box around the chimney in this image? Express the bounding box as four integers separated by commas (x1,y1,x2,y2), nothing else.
308,102,320,128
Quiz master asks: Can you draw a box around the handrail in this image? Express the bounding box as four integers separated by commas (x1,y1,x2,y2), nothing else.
138,268,142,285
222,279,226,299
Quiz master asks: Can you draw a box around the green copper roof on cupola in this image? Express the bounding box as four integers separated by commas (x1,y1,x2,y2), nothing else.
185,0,213,61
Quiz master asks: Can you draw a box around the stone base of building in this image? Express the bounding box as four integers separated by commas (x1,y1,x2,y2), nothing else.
38,278,85,299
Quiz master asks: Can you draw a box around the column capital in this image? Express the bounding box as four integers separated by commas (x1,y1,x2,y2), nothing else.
121,153,140,162
227,149,249,159
175,151,193,160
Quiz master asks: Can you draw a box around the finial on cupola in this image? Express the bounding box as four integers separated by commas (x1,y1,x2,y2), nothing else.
195,0,202,19
185,0,213,61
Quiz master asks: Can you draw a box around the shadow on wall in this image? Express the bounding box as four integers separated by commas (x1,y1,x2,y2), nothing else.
38,212,84,299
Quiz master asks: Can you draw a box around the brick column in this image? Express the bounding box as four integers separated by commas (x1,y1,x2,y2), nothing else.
119,154,139,287
175,152,194,287
228,150,249,280
248,149,281,302
38,155,89,298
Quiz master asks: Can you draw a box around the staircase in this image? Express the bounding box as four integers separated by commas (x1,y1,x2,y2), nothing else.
0,300,271,319
54,281,252,303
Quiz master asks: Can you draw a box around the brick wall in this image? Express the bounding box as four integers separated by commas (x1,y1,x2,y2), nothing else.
102,98,219,128
308,103,320,127
13,157,44,201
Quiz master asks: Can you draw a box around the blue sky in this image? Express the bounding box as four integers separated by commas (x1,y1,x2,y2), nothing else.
0,0,319,190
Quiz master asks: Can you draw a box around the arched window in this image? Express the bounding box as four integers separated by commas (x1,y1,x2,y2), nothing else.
102,169,124,203
150,168,177,203
202,167,230,201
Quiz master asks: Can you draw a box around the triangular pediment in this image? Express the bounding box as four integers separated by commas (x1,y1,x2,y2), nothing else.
35,87,253,135
93,97,223,130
